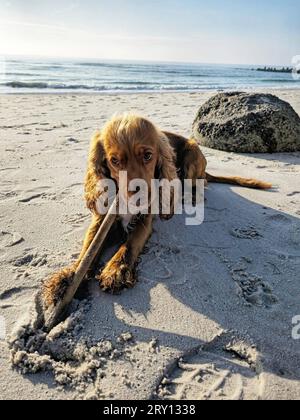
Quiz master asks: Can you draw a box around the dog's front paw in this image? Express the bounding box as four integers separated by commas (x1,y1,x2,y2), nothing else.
42,267,76,308
97,261,136,293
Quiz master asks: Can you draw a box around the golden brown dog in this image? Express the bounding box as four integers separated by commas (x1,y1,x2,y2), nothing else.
43,114,271,306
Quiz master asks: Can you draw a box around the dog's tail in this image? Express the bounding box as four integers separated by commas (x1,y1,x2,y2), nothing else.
206,172,272,190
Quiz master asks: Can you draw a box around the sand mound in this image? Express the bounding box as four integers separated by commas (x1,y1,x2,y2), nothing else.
8,294,139,399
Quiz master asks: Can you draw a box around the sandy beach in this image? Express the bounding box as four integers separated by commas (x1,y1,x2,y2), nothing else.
0,89,300,400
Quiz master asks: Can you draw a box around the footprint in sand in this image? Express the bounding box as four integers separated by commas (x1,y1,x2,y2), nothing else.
265,213,300,247
64,137,80,145
0,286,37,310
231,269,278,308
0,286,36,301
0,231,24,248
63,212,90,235
156,333,264,401
12,251,48,268
229,258,278,308
18,186,52,203
266,214,292,224
290,226,300,246
139,242,201,285
230,226,262,240
0,191,18,202
287,191,300,197
55,183,83,202
215,252,278,309
63,213,90,228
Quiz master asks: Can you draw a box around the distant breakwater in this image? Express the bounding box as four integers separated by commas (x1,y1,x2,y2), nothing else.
255,67,300,74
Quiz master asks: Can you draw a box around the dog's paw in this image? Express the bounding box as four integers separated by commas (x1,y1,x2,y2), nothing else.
97,261,136,293
42,267,76,308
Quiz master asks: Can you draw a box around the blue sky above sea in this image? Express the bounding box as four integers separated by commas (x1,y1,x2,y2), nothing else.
0,0,299,66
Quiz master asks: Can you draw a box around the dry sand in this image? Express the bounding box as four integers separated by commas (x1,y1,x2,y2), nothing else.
0,90,300,400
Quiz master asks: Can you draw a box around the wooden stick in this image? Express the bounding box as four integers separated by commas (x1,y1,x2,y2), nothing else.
43,197,118,331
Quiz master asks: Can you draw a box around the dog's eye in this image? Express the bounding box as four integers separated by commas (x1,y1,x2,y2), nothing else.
111,157,119,166
144,152,153,163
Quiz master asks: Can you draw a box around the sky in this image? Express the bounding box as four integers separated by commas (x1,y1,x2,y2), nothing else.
0,0,299,65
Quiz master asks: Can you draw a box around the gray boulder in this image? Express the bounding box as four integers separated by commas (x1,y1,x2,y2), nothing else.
192,92,300,153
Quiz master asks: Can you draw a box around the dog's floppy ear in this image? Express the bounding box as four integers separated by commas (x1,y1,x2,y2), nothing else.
156,133,178,220
156,133,177,181
84,131,111,215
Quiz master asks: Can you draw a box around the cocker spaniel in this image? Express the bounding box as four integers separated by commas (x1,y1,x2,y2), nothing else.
43,114,271,306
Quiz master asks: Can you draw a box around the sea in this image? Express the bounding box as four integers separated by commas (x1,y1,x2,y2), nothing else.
0,56,299,94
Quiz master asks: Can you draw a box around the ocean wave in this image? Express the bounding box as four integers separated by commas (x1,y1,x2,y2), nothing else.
261,78,296,83
3,81,50,89
4,72,40,77
1,78,299,93
77,62,138,70
1,80,210,91
2,81,106,90
76,62,201,75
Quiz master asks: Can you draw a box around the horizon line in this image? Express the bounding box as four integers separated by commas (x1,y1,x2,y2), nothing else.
0,53,294,69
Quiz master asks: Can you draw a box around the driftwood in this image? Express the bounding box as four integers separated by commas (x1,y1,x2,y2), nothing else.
43,198,118,331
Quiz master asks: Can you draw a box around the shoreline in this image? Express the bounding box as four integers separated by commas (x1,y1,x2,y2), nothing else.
1,86,300,96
